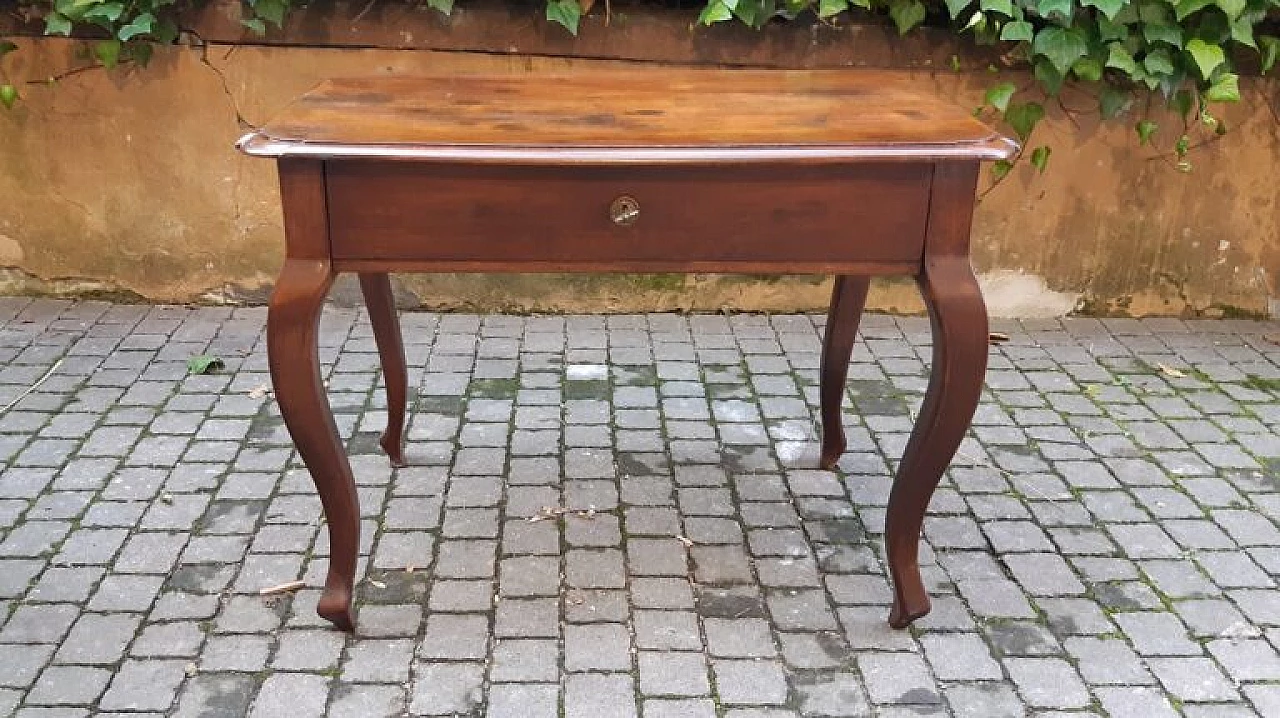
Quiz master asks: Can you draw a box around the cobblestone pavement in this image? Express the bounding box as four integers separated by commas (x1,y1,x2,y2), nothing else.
4,297,1280,716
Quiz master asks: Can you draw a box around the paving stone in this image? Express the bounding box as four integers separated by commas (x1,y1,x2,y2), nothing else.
98,659,188,711
24,665,111,706
487,683,559,718
1003,657,1092,709
565,622,632,671
491,639,559,682
52,613,140,665
247,672,329,718
638,651,710,696
920,632,1002,680
565,673,637,718
712,659,789,705
944,683,1025,718
1148,656,1240,702
1094,686,1180,718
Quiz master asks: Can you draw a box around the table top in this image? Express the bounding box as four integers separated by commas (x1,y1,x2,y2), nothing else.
238,70,1015,163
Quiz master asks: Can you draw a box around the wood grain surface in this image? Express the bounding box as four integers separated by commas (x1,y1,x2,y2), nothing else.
238,70,1015,162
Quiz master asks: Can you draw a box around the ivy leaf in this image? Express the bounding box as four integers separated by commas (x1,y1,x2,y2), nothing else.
0,41,16,57
1029,145,1051,172
1173,0,1211,19
1033,0,1072,19
1260,35,1280,74
945,0,973,18
1142,21,1183,48
1143,47,1175,76
241,16,266,33
1072,56,1103,81
1032,26,1088,74
1000,20,1033,40
187,355,225,375
1230,16,1255,48
1081,0,1126,19
698,0,734,23
1169,88,1193,118
1034,56,1065,95
83,2,124,22
1214,0,1245,18
1099,85,1134,117
1185,38,1225,78
546,0,582,34
992,159,1013,180
117,12,154,41
1106,42,1139,74
818,0,848,16
94,38,121,68
0,84,17,110
44,12,73,35
980,0,1013,15
1205,72,1239,102
1004,100,1045,141
1135,119,1158,145
125,39,153,66
426,0,454,15
888,0,926,34
252,0,287,27
984,82,1017,112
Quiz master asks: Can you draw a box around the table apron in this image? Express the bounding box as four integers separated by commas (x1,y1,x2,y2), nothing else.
322,161,934,267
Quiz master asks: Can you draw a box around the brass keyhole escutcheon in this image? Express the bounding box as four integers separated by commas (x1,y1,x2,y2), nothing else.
610,196,640,226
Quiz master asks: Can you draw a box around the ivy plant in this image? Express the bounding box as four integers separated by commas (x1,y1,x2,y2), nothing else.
2,0,1276,172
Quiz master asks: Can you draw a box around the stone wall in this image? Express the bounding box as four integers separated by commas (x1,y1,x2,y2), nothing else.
1,0,1277,316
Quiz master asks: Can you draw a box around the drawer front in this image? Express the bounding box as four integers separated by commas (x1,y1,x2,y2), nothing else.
325,162,931,269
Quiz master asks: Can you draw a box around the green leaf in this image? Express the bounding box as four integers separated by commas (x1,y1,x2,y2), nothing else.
1032,26,1089,74
116,12,154,41
1169,88,1194,117
1106,42,1139,74
1260,35,1280,74
1142,21,1183,47
980,0,1013,15
944,0,974,19
425,0,454,14
1082,0,1126,18
1072,55,1103,81
1185,37,1225,78
1004,100,1045,140
1175,133,1190,156
0,84,17,110
1030,145,1051,172
1034,56,1065,95
984,82,1017,112
1230,15,1255,48
44,12,73,35
546,0,582,34
1173,0,1211,18
1143,47,1175,76
94,39,121,68
1099,85,1134,117
698,0,734,23
1135,119,1158,144
1033,0,1073,19
1214,0,1245,17
82,2,124,22
1000,20,1034,40
187,355,225,375
241,16,266,33
1205,72,1239,102
992,159,1013,180
0,41,16,57
125,39,153,66
818,0,848,17
1096,14,1127,41
888,0,926,34
252,0,287,26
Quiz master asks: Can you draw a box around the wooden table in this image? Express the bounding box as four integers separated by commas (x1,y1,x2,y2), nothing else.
238,70,1015,632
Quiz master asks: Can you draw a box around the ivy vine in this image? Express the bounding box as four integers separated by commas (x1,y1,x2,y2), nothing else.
2,0,1277,173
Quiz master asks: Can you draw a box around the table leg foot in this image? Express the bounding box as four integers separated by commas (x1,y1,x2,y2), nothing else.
884,255,987,629
818,275,870,470
317,584,356,632
359,272,407,468
269,258,361,632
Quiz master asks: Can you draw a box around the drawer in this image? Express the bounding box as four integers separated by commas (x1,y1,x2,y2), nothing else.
325,162,932,271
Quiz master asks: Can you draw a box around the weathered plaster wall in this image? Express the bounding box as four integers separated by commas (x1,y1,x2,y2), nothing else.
0,11,1277,316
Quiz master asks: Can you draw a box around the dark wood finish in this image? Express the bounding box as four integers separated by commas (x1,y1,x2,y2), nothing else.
885,163,988,628
237,71,1014,163
326,163,930,266
245,72,1011,633
358,273,407,467
819,275,872,470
